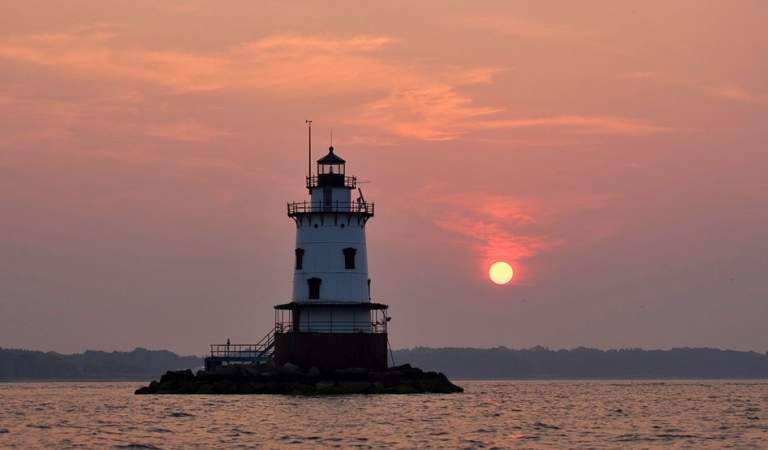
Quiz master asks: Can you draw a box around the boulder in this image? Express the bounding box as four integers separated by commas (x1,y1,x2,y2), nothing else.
135,364,462,395
160,369,194,383
281,362,300,373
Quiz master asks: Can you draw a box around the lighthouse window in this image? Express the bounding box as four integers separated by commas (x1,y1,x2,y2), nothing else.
343,247,357,269
294,248,304,270
308,278,322,299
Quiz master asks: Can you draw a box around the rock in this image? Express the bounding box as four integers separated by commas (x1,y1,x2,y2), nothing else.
160,369,194,383
136,365,463,395
314,385,336,395
281,362,300,373
336,381,372,394
195,383,214,394
241,365,263,377
212,365,246,376
395,383,419,394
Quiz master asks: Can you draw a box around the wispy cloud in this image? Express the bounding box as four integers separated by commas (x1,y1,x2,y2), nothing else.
0,90,234,148
0,27,674,142
352,86,503,141
708,84,768,105
0,29,399,93
477,115,678,136
623,71,768,106
439,215,557,265
423,192,558,269
411,190,616,279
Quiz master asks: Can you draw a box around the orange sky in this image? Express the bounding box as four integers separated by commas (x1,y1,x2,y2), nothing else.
1,1,766,353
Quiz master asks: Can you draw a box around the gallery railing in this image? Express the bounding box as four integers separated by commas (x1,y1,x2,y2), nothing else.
275,320,387,334
287,201,374,216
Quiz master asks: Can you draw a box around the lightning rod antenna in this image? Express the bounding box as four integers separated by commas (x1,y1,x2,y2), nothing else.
305,119,312,178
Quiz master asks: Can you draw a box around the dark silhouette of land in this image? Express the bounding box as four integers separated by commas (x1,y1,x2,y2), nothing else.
2,346,768,380
0,347,201,380
394,347,768,379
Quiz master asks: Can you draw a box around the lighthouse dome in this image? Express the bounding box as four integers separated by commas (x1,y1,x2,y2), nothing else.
317,146,345,164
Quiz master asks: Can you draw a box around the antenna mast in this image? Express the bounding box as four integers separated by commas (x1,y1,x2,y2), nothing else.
305,119,312,178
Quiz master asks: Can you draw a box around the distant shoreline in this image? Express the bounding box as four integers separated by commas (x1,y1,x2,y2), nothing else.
2,346,767,380
0,378,152,383
3,377,768,383
449,376,768,381
395,347,768,380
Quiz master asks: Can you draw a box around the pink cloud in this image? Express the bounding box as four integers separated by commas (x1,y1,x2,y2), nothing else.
0,30,400,94
0,28,674,142
709,84,768,105
353,86,503,141
477,115,678,136
622,71,768,106
408,190,617,282
417,192,559,277
0,91,233,146
438,216,557,264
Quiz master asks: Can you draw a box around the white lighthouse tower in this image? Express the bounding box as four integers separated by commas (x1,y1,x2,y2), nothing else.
273,144,389,370
290,147,371,311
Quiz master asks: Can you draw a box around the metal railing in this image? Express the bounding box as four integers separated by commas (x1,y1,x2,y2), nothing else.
208,328,275,360
287,201,374,216
275,320,387,334
306,175,357,189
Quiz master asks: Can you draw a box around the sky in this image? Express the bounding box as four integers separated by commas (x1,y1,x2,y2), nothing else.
0,0,766,355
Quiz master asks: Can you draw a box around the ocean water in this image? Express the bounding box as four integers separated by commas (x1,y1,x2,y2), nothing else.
0,380,766,449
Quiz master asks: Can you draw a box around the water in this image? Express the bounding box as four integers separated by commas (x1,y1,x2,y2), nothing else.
0,380,766,449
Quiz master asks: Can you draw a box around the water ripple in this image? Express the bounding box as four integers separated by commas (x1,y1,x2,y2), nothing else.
0,380,765,448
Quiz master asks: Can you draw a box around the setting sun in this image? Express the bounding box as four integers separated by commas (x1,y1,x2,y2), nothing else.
489,261,514,285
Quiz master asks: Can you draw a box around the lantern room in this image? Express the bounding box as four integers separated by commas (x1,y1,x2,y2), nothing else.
316,146,346,187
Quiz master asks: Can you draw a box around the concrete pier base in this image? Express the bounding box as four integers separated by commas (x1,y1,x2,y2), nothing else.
274,332,387,371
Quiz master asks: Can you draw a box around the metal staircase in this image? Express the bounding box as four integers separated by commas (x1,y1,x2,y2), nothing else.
204,328,275,371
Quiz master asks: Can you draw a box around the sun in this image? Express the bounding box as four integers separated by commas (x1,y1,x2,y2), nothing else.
489,261,514,285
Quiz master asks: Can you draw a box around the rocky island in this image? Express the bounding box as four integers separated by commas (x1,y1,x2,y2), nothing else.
135,147,466,396
135,363,462,395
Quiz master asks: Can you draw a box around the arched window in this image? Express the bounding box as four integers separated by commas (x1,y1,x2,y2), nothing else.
295,248,304,270
308,277,322,299
343,247,357,269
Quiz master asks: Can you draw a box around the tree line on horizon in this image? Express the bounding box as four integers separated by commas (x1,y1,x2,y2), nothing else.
394,346,768,379
1,346,767,380
0,347,201,380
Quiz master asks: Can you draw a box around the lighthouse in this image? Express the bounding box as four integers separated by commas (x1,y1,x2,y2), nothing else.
156,135,462,394
272,145,389,370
